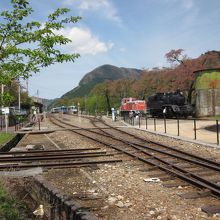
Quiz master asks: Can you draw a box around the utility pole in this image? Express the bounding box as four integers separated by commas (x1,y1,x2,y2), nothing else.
1,84,4,110
1,84,8,133
18,79,21,113
26,79,29,95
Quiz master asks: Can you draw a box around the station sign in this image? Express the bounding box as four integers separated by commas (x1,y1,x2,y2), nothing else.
2,107,9,114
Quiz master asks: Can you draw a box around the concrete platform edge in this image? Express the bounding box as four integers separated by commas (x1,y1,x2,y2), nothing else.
121,121,220,149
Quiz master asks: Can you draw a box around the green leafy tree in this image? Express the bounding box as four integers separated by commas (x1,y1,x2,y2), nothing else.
0,0,81,105
0,91,14,106
91,82,111,113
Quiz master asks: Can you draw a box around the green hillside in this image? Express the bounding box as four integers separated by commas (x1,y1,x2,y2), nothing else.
61,64,143,99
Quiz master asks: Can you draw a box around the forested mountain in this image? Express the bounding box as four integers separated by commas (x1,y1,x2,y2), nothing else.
42,98,56,111
50,50,220,112
61,64,143,99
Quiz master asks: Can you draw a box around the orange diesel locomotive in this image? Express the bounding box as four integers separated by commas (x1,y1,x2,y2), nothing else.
120,98,146,115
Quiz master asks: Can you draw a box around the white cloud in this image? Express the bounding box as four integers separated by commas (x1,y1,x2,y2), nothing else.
119,47,126,52
165,0,194,10
63,0,75,6
63,0,122,24
57,27,114,55
183,0,194,10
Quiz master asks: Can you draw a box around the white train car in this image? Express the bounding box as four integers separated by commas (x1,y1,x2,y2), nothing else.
67,106,77,114
51,107,60,113
51,106,68,114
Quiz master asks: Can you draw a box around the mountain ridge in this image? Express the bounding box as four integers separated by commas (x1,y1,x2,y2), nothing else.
61,64,143,99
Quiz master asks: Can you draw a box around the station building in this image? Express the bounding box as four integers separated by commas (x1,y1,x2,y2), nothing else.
31,96,43,113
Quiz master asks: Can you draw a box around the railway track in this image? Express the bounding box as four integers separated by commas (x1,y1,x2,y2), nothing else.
0,139,121,170
49,114,220,200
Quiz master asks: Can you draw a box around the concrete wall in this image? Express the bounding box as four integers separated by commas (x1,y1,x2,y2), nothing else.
30,176,98,220
195,69,220,117
196,89,220,117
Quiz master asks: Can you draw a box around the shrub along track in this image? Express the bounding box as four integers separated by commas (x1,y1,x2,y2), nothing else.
48,114,220,215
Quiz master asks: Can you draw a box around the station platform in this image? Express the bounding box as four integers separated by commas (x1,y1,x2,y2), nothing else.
122,117,220,149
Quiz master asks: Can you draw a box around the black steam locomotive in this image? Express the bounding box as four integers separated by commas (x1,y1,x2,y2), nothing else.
147,90,194,118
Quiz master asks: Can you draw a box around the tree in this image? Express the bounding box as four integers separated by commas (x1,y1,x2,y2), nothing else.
8,80,33,108
165,49,194,102
0,0,81,104
165,49,187,67
91,82,111,113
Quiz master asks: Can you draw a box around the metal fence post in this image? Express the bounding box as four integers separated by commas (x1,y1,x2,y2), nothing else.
217,120,219,145
14,119,16,131
146,115,148,130
194,119,197,140
164,116,166,133
38,118,41,130
154,118,156,131
177,118,180,136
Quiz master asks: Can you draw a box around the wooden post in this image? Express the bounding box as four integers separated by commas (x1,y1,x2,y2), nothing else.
154,118,156,131
164,116,166,133
217,120,219,145
38,118,41,130
177,118,180,136
194,119,197,140
145,115,148,130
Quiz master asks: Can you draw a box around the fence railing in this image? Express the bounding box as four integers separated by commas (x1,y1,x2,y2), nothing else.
123,115,220,146
0,116,25,132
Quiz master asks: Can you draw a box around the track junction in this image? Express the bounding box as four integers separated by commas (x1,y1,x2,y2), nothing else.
2,113,220,219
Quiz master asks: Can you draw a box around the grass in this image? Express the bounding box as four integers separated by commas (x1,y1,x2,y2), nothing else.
0,133,15,145
200,115,220,120
209,116,220,120
0,181,20,219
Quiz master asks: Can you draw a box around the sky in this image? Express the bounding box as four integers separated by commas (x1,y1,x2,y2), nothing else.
1,0,220,99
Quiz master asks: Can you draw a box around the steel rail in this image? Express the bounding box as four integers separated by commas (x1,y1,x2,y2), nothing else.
0,159,122,170
0,151,108,160
0,153,113,163
118,139,220,172
52,115,220,171
49,115,220,198
0,147,101,155
91,117,220,169
97,118,220,168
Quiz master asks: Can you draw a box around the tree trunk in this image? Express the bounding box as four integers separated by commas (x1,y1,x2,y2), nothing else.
105,91,111,114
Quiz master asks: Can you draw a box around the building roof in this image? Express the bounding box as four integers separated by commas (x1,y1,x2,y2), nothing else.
193,68,220,74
